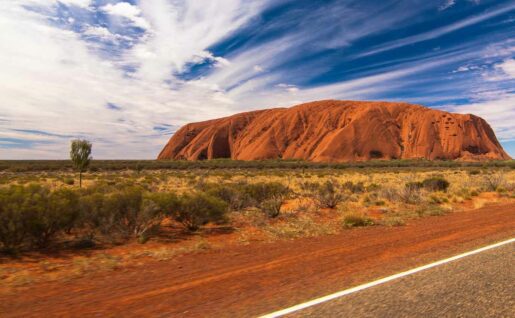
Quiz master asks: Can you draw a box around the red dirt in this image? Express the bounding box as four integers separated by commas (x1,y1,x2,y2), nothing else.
1,203,514,317
158,100,510,161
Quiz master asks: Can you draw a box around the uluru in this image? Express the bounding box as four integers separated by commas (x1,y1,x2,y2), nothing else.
158,100,510,162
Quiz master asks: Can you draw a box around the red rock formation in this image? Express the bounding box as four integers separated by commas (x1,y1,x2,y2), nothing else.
158,100,510,162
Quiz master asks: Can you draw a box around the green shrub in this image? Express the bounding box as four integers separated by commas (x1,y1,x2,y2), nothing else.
79,186,170,242
176,192,228,231
0,185,33,252
0,185,80,251
28,188,80,247
260,197,283,218
200,182,252,211
315,180,345,209
78,191,113,239
242,182,290,206
421,177,450,192
146,192,180,216
104,186,168,241
63,178,75,185
198,181,289,212
102,186,144,237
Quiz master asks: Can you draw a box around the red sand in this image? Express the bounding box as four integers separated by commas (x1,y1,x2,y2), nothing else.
2,203,514,317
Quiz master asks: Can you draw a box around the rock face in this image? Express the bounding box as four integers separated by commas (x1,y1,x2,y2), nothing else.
158,100,510,162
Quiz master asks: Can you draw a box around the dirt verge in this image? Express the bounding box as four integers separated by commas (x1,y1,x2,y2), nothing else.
1,203,514,317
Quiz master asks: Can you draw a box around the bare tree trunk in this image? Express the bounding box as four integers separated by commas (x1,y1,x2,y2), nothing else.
79,171,82,188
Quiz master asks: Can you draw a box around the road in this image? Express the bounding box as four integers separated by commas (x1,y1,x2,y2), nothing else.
1,203,514,317
276,240,515,317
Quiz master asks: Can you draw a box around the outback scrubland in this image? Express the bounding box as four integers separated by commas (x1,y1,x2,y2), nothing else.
0,160,514,293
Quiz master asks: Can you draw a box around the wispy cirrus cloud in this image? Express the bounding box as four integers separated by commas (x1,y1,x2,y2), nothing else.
439,0,457,11
359,1,515,57
101,2,150,30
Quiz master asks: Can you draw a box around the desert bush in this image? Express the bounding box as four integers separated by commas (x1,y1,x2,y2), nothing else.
199,181,289,212
366,183,381,192
405,181,423,190
342,181,365,193
0,185,34,252
421,177,450,192
392,182,422,204
78,191,114,239
399,183,422,204
101,186,144,238
314,180,345,209
0,185,80,251
28,188,80,248
78,186,171,242
175,192,228,231
342,213,374,228
481,172,506,191
104,186,169,241
146,192,180,215
260,196,283,218
380,182,422,204
299,181,320,194
242,182,290,206
200,182,251,211
428,194,449,204
63,178,75,185
380,186,399,202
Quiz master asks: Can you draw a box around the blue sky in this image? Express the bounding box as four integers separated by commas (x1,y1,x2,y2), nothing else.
0,0,514,159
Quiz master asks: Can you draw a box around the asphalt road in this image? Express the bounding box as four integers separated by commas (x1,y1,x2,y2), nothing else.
286,241,515,318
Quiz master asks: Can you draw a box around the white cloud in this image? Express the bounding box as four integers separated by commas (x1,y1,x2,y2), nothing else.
123,0,269,83
276,83,298,93
452,64,481,73
439,0,456,11
82,25,130,43
495,58,515,78
101,2,151,30
481,58,515,81
57,0,92,8
213,56,231,68
447,93,515,141
253,65,264,72
0,1,263,159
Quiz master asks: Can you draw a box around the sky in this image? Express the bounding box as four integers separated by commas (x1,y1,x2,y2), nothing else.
0,0,514,159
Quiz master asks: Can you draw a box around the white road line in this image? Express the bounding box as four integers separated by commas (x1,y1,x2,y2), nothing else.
259,237,515,318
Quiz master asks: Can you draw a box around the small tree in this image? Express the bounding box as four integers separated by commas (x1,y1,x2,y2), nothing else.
70,139,92,188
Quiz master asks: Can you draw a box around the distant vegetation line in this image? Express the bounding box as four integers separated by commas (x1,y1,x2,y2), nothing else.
0,159,514,172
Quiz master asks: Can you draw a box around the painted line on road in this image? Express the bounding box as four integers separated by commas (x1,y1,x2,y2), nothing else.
259,237,515,318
